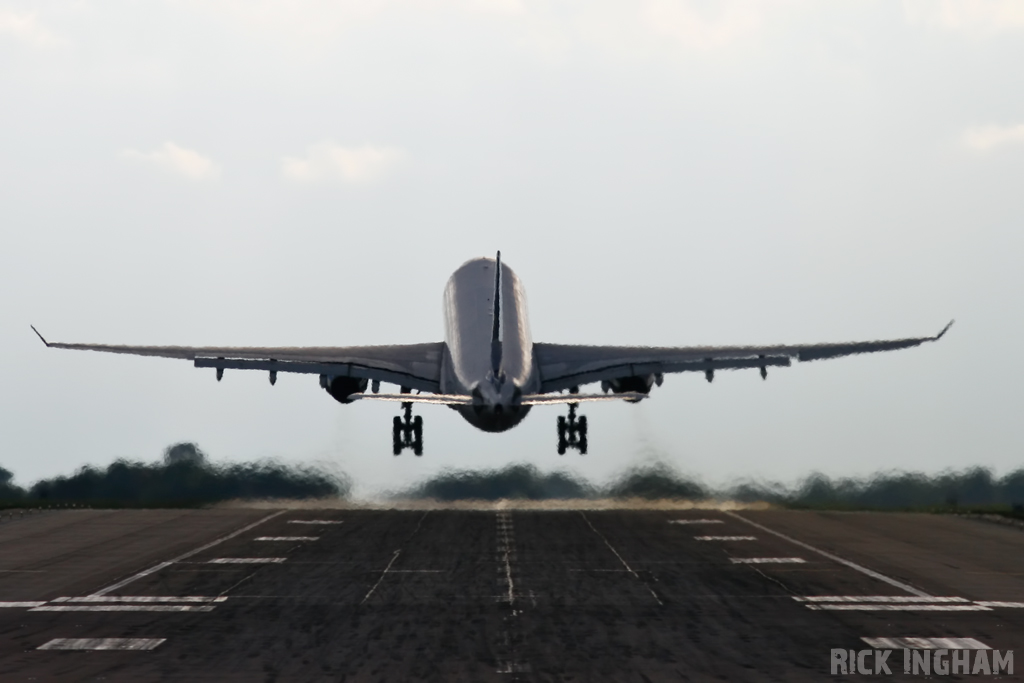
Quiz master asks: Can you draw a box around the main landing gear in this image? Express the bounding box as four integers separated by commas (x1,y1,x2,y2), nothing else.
557,402,587,455
392,397,423,456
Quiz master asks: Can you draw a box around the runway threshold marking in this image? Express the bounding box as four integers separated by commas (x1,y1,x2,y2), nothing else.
579,512,663,606
724,511,933,597
694,536,756,541
862,637,991,649
38,638,166,651
730,557,806,564
89,510,287,597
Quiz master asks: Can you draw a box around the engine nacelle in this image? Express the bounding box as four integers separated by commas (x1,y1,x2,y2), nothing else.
321,375,368,404
602,374,656,395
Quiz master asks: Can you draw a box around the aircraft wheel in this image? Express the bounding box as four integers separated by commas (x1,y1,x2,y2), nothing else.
413,416,423,456
392,416,403,456
557,416,567,455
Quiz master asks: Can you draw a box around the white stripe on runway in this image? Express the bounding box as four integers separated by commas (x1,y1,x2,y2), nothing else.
0,601,46,608
730,557,806,564
975,601,1024,608
58,596,227,604
795,596,968,604
724,511,932,597
31,605,216,612
90,510,286,597
288,520,342,525
862,637,991,650
695,536,756,541
255,537,318,541
808,604,990,612
38,638,166,651
669,519,723,525
208,558,286,564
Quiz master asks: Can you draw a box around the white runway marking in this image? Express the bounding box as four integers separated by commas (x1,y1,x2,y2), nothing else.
31,605,216,612
808,604,990,612
669,519,724,525
361,550,401,605
255,536,319,541
975,601,1024,608
91,510,286,597
863,637,991,650
208,558,286,564
38,638,166,651
730,557,806,564
694,536,756,541
288,520,343,524
496,511,515,605
724,511,932,597
57,596,227,604
795,596,969,604
0,601,46,608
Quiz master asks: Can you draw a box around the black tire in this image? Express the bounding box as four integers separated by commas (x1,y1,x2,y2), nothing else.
557,416,567,455
578,416,588,455
413,415,423,456
392,416,403,456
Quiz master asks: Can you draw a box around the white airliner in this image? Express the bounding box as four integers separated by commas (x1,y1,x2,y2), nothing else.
33,253,951,456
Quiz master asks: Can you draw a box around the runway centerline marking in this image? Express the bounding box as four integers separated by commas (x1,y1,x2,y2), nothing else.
862,637,991,650
694,536,757,541
361,550,401,605
730,557,806,564
795,596,968,604
38,638,166,651
255,536,319,541
579,512,663,606
287,520,343,524
90,510,286,597
496,511,515,606
724,511,932,597
808,604,990,612
669,519,724,525
31,604,216,612
58,596,228,603
208,558,286,564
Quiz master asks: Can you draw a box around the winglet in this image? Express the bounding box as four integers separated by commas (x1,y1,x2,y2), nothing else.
30,325,50,347
934,319,955,341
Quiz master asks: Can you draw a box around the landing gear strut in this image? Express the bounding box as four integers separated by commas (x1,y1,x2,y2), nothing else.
392,399,423,456
557,403,587,455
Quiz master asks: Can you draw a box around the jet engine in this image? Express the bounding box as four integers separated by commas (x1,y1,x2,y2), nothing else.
321,375,368,404
601,373,663,396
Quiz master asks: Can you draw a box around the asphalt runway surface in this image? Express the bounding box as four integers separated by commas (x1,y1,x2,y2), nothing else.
1,506,1023,682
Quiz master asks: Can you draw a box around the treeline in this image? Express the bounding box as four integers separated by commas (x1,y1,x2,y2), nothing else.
0,443,345,507
400,463,1024,511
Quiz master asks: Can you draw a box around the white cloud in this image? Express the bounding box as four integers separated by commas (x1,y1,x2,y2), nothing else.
903,0,1024,34
281,142,406,185
962,123,1024,152
0,10,61,47
122,142,222,181
641,0,763,51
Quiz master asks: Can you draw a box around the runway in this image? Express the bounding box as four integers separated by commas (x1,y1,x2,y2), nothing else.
1,506,1023,681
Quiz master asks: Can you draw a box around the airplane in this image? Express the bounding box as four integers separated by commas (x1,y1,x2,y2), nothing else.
32,253,952,456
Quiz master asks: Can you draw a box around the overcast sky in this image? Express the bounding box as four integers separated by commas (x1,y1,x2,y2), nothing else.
2,0,1023,495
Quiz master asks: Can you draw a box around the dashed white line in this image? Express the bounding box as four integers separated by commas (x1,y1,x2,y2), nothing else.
669,519,724,525
695,536,756,541
730,557,806,564
724,511,932,597
255,537,319,542
579,512,662,606
862,637,991,650
38,638,166,651
288,520,343,524
208,558,286,564
91,510,286,597
31,605,216,613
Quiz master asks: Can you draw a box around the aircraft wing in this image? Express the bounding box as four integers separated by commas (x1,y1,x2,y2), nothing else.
534,321,954,393
31,327,444,393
